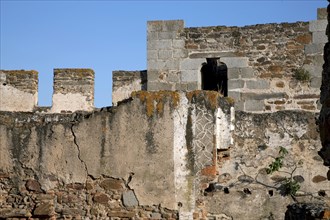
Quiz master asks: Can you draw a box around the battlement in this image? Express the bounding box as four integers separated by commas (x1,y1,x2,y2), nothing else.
52,68,94,113
0,70,39,112
0,68,95,113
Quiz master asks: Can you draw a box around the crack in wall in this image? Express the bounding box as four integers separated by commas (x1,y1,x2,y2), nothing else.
70,124,88,176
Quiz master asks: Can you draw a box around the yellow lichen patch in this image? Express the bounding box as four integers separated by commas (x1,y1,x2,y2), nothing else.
187,90,222,110
132,91,180,117
225,97,235,105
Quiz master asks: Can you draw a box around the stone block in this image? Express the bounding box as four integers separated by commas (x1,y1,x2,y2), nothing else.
187,82,199,90
162,20,184,32
158,50,173,60
311,77,322,88
240,68,255,78
100,178,125,190
33,202,55,216
164,60,180,70
148,20,184,32
181,58,205,70
234,101,244,111
147,21,163,32
123,190,139,207
309,20,327,32
312,54,325,66
167,71,180,82
175,83,188,90
147,32,158,41
158,31,177,40
148,40,172,50
228,68,240,79
173,49,188,58
228,79,245,89
148,60,165,71
149,59,179,71
228,90,241,101
181,70,198,82
317,8,327,20
148,81,173,91
147,70,160,81
189,51,236,59
303,64,322,77
241,92,287,100
220,57,249,68
151,213,162,219
245,100,264,111
312,31,327,44
147,50,158,61
305,43,324,55
173,40,185,49
245,79,270,90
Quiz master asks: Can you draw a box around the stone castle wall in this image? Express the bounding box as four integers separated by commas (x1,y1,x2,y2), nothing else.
111,8,327,113
0,91,236,219
1,92,329,219
0,68,95,113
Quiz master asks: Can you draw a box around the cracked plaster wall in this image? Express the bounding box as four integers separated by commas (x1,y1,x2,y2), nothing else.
0,91,233,219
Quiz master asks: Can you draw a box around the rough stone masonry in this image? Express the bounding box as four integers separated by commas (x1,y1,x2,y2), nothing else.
1,6,330,220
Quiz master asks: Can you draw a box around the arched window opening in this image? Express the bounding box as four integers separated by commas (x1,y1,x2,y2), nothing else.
201,58,228,97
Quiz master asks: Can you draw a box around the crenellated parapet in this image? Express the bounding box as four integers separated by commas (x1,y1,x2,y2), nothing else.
51,68,95,113
0,68,95,113
0,70,39,112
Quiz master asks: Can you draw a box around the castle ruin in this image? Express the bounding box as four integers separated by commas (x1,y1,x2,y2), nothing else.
0,7,329,220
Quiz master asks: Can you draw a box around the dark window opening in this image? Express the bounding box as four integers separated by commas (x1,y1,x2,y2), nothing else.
201,58,228,97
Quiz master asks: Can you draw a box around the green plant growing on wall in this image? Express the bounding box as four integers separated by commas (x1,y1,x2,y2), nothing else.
266,146,288,174
293,68,311,82
266,146,302,197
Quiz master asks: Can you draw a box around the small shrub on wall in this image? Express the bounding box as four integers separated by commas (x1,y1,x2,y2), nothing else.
293,68,311,82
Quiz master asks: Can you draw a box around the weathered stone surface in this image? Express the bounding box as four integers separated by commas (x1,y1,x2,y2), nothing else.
244,100,264,111
312,175,327,183
305,43,324,54
220,57,249,68
122,190,139,207
0,70,38,112
245,79,270,90
25,179,42,192
228,79,245,89
241,92,287,100
51,69,95,112
309,20,327,32
100,178,125,191
33,202,55,216
0,208,32,218
313,31,328,44
181,70,199,82
317,8,327,20
93,193,109,204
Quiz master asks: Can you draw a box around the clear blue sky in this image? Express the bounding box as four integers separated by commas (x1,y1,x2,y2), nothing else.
1,0,327,107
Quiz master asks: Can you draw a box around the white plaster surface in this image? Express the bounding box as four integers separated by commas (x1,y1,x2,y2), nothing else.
215,107,232,150
112,79,141,106
173,93,194,220
51,93,93,112
0,84,37,112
